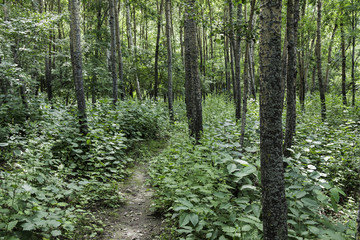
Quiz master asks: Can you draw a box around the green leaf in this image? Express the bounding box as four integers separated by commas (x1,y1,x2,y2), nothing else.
0,143,8,147
330,188,339,203
308,226,320,235
295,191,306,199
227,163,237,174
301,198,318,208
233,165,256,179
7,220,18,231
22,222,35,231
179,214,190,227
176,198,193,209
51,230,62,237
174,206,189,211
189,213,199,226
240,185,256,191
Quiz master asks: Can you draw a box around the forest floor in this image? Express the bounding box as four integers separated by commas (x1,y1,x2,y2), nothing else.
98,140,167,240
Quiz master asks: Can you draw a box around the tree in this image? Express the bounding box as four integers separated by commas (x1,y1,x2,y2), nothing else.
114,0,125,100
184,0,202,142
259,0,288,238
283,0,299,157
154,0,164,101
240,0,256,148
341,18,347,106
69,0,88,135
109,0,118,105
316,0,326,121
165,0,174,122
125,0,142,100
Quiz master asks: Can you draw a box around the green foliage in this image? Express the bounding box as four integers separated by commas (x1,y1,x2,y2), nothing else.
150,95,357,240
0,99,168,239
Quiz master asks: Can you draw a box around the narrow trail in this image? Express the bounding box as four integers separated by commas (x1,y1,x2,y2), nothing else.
100,163,164,240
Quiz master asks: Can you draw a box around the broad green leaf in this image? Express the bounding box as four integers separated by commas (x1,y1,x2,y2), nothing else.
176,198,193,208
189,213,199,226
295,191,306,199
179,213,190,227
7,220,18,231
301,198,318,208
308,226,320,235
330,188,339,203
22,222,35,231
174,206,189,211
0,143,8,147
227,164,237,174
51,230,62,237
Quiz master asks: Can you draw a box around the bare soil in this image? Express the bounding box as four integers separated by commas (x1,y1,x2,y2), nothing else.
99,163,164,240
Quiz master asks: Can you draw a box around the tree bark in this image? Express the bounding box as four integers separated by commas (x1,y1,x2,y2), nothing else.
69,0,88,135
125,0,142,100
259,0,288,238
316,0,326,121
115,0,125,100
341,20,347,106
324,21,338,92
284,0,299,157
154,0,164,101
240,0,255,148
351,1,356,106
165,0,174,122
184,0,202,142
109,0,118,105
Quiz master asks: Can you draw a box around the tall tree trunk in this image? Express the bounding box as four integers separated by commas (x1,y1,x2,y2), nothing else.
341,20,347,106
184,0,202,142
234,2,242,120
109,0,118,105
249,14,257,100
259,0,288,238
225,36,231,98
311,63,316,93
284,0,299,157
351,1,356,106
69,0,88,135
165,0,174,122
154,0,163,101
240,0,255,148
115,0,125,100
125,0,142,100
298,0,306,110
324,21,338,92
316,0,326,121
229,0,241,119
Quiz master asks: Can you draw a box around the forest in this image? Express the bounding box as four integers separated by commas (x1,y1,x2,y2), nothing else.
0,0,359,239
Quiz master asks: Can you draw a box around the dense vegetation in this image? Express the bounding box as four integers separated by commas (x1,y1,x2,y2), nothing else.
1,0,360,239
150,95,359,240
0,99,168,239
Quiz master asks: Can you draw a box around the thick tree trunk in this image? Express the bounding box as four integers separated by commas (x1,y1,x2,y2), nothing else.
115,0,125,100
109,0,118,105
184,0,202,142
284,0,299,157
165,0,174,122
259,0,288,239
154,0,164,101
341,21,347,106
316,0,326,121
69,0,88,135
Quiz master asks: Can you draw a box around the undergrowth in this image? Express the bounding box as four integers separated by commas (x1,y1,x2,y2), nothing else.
0,99,168,240
150,94,359,240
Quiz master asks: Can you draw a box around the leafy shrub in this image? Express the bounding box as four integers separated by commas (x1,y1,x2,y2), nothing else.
0,98,168,239
150,95,356,240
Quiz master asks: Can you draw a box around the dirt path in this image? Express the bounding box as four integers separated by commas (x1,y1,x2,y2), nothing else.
100,163,163,240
